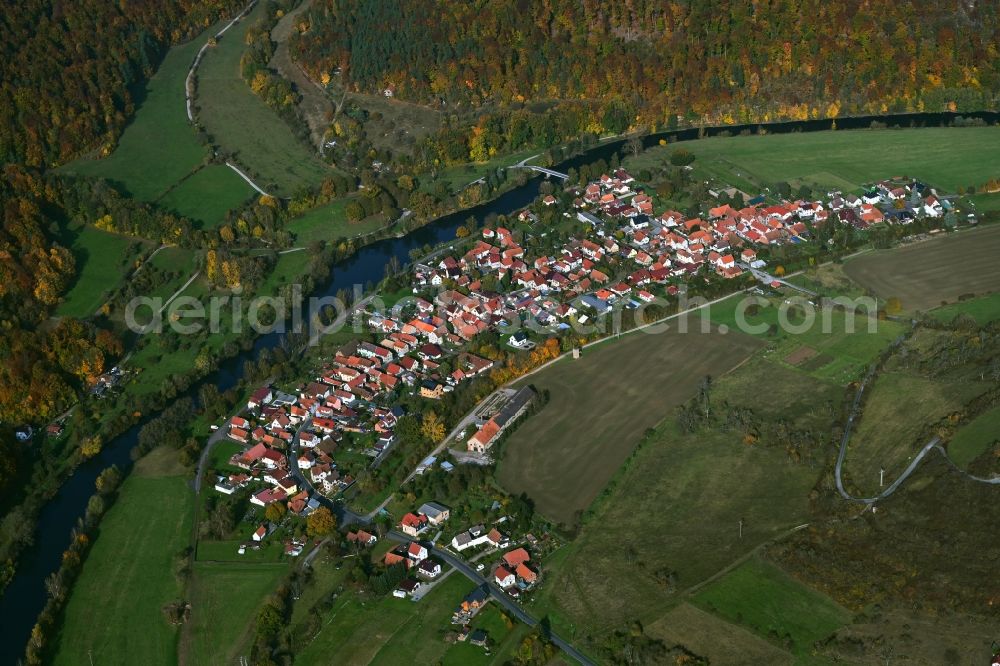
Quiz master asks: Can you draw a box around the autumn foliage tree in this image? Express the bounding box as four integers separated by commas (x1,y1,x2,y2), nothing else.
306,506,336,537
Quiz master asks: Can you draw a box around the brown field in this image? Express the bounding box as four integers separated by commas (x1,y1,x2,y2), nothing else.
647,603,793,666
784,345,817,366
843,225,1000,312
497,325,762,526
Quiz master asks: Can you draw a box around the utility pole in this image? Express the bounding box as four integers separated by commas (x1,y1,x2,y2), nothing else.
738,517,744,539
880,467,885,487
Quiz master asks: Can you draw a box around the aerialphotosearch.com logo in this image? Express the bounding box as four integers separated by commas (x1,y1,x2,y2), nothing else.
124,284,883,345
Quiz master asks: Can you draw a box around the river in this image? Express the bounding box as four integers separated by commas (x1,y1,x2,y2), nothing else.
1,109,997,661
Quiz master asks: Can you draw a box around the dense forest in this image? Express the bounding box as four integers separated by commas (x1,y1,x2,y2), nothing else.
291,0,999,147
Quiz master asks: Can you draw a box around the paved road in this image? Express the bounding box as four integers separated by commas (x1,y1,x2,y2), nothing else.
387,532,596,666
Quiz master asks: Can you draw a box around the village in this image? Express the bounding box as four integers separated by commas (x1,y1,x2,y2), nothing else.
206,165,954,649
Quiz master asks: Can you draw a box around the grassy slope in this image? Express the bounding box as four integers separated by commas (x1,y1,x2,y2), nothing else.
57,226,147,318
59,29,211,201
498,325,762,526
931,291,1000,325
626,126,1000,194
845,370,989,495
156,164,253,229
692,557,851,659
947,405,1000,469
197,2,331,195
51,449,192,665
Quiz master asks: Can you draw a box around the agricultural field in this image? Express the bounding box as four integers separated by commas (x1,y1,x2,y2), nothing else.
947,405,1000,469
50,449,192,666
59,25,212,201
57,225,149,318
196,2,332,195
181,561,288,666
842,225,1000,312
626,126,1000,195
156,164,253,229
691,557,851,659
525,354,838,644
498,324,763,526
647,603,794,665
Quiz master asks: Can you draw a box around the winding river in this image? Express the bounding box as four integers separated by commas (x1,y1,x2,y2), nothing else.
1,110,998,660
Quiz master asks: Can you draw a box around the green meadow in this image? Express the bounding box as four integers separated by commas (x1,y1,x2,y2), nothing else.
196,2,332,195
59,28,212,201
692,557,851,658
57,225,147,318
947,405,1000,469
156,164,253,229
51,451,193,666
626,126,1000,194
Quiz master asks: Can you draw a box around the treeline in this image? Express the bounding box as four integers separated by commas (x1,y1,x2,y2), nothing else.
1,0,245,167
240,0,316,152
23,466,123,665
292,0,998,135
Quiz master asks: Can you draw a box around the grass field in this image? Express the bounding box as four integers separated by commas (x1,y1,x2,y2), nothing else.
845,370,989,495
704,292,906,384
288,198,390,244
692,557,851,658
647,603,794,665
931,291,1000,325
182,561,288,665
156,164,253,228
625,126,1000,195
842,225,1000,312
51,449,192,665
197,2,332,195
947,405,1000,469
57,225,148,318
497,325,762,526
293,573,524,666
526,354,838,642
60,27,212,201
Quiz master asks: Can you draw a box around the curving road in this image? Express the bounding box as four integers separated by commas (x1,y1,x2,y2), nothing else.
386,531,596,666
834,340,1000,504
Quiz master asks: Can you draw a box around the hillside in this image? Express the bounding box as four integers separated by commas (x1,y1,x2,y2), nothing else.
291,0,999,131
0,0,243,167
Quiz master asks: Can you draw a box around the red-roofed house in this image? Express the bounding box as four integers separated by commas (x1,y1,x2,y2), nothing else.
495,566,516,588
503,547,530,568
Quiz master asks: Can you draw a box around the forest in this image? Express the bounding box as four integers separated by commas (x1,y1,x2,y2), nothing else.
290,0,999,163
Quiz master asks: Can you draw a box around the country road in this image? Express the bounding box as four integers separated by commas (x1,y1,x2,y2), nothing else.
387,532,596,666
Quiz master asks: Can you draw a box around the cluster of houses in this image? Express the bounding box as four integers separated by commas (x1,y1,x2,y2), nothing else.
828,179,947,229
401,170,956,345
361,306,499,399
491,547,538,597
